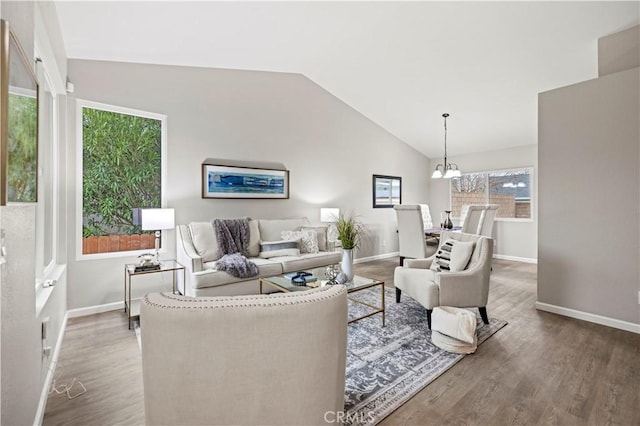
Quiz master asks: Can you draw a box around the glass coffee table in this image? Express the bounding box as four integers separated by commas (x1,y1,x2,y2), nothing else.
259,267,385,326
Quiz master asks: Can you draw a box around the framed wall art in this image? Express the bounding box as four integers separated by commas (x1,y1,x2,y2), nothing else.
202,163,290,199
372,174,401,208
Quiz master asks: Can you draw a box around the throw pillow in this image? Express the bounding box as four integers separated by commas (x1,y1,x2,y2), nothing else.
259,240,301,258
299,226,328,251
247,219,261,257
281,230,319,254
431,239,475,272
258,218,311,242
189,222,219,262
432,306,477,344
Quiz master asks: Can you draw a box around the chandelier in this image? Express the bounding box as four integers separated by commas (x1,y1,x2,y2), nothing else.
431,113,461,179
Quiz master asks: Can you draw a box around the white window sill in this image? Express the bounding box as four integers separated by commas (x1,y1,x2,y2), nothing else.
35,264,66,317
495,218,534,223
76,247,168,262
452,217,534,224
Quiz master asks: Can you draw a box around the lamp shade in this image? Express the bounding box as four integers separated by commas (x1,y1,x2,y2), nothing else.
141,208,175,231
320,208,340,222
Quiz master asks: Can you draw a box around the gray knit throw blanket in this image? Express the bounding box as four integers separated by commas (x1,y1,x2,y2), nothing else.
213,218,258,278
214,218,250,257
215,253,259,278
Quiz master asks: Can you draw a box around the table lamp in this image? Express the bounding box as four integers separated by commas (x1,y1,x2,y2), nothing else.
141,208,175,264
320,207,340,223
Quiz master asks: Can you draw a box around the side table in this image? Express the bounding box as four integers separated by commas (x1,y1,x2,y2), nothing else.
124,259,185,329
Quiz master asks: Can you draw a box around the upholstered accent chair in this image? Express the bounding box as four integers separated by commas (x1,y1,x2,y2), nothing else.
460,205,485,234
394,231,494,329
478,204,499,237
394,204,437,266
141,285,348,425
419,204,440,247
460,204,499,237
418,203,434,229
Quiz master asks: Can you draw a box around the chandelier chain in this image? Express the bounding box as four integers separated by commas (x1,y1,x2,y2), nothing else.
443,113,448,164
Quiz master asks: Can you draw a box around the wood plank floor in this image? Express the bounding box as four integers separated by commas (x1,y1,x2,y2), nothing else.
43,258,640,425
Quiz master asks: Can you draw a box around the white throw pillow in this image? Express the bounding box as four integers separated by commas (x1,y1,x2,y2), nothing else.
258,218,311,241
281,230,319,254
247,219,261,257
300,226,328,251
259,240,300,258
430,239,475,272
189,222,219,262
432,306,477,344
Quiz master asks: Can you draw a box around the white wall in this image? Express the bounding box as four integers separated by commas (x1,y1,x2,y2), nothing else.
538,66,639,327
1,206,39,425
428,144,538,261
65,60,430,309
0,2,69,424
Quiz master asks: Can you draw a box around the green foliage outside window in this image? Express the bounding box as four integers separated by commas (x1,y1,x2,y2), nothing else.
8,93,37,202
82,107,162,237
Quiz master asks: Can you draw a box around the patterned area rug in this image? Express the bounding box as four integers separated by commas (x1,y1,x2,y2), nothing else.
345,287,507,426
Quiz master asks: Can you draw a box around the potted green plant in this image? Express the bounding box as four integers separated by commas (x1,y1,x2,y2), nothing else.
334,212,364,281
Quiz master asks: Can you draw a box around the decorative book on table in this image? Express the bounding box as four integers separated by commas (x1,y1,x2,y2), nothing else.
284,271,317,284
135,264,161,272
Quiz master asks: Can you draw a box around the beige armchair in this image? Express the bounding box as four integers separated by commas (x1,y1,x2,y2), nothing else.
393,231,494,329
141,285,348,425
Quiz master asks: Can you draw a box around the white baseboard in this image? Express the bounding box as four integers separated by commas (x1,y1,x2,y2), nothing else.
67,300,123,318
34,312,68,426
493,254,537,264
535,302,640,334
354,251,399,264
352,251,538,265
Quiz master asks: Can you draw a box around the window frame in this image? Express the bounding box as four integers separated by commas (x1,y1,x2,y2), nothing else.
372,174,402,208
75,99,168,261
34,8,67,306
35,60,57,278
449,166,534,223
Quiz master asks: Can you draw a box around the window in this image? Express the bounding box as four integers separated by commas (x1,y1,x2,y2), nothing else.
372,174,401,208
451,168,532,220
77,100,167,258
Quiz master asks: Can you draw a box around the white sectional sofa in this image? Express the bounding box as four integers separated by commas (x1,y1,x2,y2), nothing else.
176,217,342,296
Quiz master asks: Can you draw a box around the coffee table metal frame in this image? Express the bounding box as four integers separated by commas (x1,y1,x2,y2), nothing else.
259,273,385,326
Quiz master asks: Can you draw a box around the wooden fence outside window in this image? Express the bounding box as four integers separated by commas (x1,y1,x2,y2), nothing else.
82,233,156,254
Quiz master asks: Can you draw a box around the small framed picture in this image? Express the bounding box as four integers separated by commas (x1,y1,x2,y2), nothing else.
202,164,290,199
372,174,401,208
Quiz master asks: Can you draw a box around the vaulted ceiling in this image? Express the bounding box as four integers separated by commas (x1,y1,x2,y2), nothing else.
54,1,639,158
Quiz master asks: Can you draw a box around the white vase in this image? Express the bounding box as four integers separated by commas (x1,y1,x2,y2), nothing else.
341,248,354,282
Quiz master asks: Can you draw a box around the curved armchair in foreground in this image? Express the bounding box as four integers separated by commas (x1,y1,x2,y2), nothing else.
394,231,494,329
141,285,348,425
